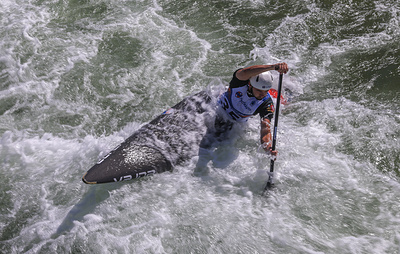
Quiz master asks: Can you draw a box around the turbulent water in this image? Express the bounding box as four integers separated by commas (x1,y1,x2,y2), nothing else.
1,0,399,253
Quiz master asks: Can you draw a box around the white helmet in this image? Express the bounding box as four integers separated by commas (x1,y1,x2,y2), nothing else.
249,71,273,90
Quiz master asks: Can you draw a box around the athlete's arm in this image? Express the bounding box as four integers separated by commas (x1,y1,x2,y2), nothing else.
235,63,288,81
260,118,277,156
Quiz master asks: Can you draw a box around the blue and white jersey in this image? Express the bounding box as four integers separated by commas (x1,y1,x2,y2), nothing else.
217,69,275,123
218,85,271,122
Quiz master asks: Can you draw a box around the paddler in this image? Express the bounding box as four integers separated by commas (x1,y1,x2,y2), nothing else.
216,63,289,156
196,63,288,174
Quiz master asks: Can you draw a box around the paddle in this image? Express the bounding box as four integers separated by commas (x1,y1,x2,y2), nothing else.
264,73,283,191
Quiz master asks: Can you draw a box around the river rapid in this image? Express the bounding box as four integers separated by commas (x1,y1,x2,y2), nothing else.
0,0,399,253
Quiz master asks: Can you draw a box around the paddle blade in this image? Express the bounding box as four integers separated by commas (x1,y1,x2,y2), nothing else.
264,171,275,191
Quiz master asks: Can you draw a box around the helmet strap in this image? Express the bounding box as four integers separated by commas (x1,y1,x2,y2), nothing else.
247,84,255,97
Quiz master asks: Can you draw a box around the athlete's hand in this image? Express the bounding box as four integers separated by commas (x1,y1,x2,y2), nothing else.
262,142,278,158
274,62,288,74
269,148,278,157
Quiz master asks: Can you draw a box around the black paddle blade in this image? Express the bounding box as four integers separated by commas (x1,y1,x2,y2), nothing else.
263,171,275,191
265,181,274,189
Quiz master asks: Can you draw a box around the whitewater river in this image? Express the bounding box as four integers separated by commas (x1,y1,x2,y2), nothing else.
1,0,399,253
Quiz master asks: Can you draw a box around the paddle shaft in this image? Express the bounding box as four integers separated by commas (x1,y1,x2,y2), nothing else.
265,73,283,190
